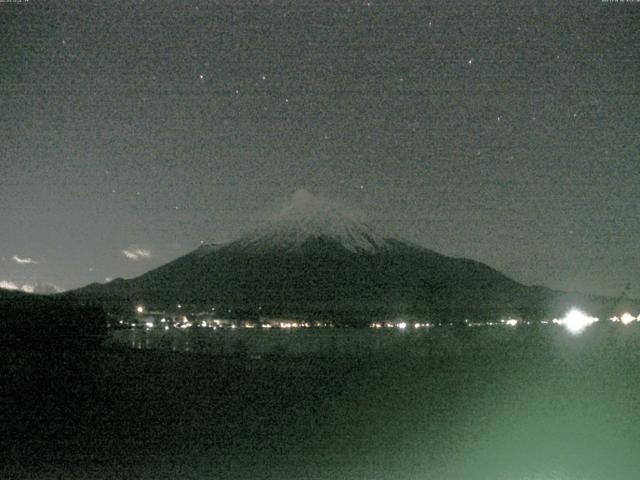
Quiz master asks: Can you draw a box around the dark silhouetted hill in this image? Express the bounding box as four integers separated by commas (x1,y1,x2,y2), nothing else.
0,289,107,349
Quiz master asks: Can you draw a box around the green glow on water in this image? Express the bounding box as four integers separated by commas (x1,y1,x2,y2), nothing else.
7,324,640,479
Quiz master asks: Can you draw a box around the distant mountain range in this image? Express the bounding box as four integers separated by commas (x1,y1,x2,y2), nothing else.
65,189,636,324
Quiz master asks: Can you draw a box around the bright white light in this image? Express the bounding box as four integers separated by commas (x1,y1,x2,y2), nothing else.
145,321,154,328
505,319,518,327
397,322,407,330
164,325,169,331
620,312,636,325
557,308,599,335
136,306,144,314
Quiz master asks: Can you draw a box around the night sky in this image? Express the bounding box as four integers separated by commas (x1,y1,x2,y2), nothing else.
1,1,638,297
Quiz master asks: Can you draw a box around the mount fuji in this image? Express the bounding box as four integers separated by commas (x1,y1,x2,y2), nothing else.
69,190,629,324
232,189,392,254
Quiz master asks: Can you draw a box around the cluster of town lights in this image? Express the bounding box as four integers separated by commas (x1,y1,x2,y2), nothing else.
130,305,639,334
131,306,335,330
370,322,433,329
610,312,640,325
370,309,640,335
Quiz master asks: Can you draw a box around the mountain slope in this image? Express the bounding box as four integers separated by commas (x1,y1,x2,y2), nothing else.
68,190,630,323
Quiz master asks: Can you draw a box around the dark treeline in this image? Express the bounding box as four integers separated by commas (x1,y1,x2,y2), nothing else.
1,291,110,467
0,291,107,350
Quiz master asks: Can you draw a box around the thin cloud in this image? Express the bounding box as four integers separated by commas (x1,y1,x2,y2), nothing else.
0,280,61,294
0,280,20,290
12,255,39,265
122,246,152,261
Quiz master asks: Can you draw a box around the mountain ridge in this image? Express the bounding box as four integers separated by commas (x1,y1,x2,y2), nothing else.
67,190,637,323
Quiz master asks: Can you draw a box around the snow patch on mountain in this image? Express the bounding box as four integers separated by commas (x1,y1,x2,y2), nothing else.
233,189,393,253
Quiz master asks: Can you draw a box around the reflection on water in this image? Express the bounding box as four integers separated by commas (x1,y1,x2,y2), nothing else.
9,323,640,480
110,324,522,357
113,325,432,356
104,324,640,480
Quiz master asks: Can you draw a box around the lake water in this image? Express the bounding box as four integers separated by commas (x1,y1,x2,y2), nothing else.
5,323,640,479
107,323,550,357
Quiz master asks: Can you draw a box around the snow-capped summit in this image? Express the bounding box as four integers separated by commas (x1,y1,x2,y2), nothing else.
233,189,392,253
